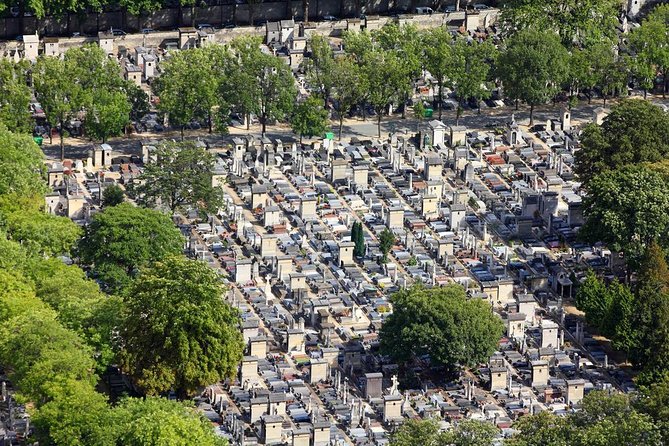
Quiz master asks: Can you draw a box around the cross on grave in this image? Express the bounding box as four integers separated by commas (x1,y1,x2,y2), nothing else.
389,375,399,395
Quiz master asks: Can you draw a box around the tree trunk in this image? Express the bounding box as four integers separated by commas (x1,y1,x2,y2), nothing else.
208,112,213,133
338,115,343,140
59,119,64,161
664,73,668,99
261,115,267,136
377,113,381,138
529,104,534,126
180,126,185,140
303,0,309,21
437,82,443,120
246,113,250,130
455,0,460,10
644,89,647,99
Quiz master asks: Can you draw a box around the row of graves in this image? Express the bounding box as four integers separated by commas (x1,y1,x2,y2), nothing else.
36,100,631,444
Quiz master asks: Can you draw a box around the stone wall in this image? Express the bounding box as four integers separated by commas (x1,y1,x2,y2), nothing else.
0,6,497,53
0,0,499,39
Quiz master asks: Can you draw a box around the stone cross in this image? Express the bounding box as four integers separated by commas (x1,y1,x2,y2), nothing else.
390,375,399,395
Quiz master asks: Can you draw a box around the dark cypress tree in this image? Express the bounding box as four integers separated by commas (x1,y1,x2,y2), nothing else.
353,222,365,258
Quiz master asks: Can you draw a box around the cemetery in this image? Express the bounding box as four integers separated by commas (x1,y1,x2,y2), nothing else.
1,0,669,444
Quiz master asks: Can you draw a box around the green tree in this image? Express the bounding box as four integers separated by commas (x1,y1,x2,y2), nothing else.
85,89,131,142
0,60,32,133
343,29,375,62
575,100,669,185
567,47,597,104
479,391,665,446
78,203,184,290
364,49,405,138
423,27,453,120
26,257,119,371
130,141,225,213
497,29,570,125
33,56,79,160
637,374,669,444
607,279,636,355
113,397,227,446
378,227,396,263
373,23,423,118
353,221,365,258
630,5,669,97
306,35,335,102
291,95,329,143
155,47,221,138
0,269,44,323
0,308,97,404
629,242,669,373
120,257,244,398
501,0,619,49
0,125,46,199
256,52,297,136
64,44,131,142
126,83,150,122
330,55,365,140
32,379,116,446
580,165,669,267
102,184,125,207
225,38,296,136
442,419,498,446
506,411,573,446
380,284,504,371
450,38,498,122
389,418,447,446
589,41,629,105
223,38,261,131
1,208,81,256
575,272,613,336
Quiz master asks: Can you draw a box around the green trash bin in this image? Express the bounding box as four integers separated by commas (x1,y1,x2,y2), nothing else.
325,132,335,140
33,136,43,146
423,108,434,118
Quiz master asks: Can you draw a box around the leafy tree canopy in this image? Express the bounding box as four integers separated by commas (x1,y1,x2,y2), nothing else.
291,95,329,142
380,284,504,371
113,397,228,446
496,28,570,124
501,0,620,48
130,141,225,214
508,391,663,446
78,203,184,290
580,164,669,266
575,99,669,185
102,184,125,207
120,256,244,397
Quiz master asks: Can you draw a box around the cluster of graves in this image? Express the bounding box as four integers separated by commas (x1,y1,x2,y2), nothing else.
106,105,626,445
0,2,655,443
32,103,635,445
